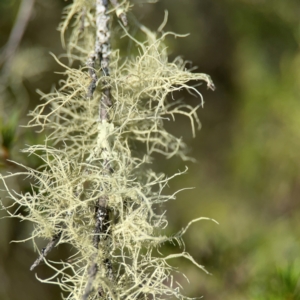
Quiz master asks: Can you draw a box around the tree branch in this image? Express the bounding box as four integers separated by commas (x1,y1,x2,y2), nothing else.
109,0,128,26
83,1,115,299
0,0,35,78
30,232,61,271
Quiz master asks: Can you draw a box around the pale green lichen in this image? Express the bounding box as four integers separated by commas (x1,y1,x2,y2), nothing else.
1,1,215,299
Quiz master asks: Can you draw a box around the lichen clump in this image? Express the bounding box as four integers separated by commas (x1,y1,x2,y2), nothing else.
1,1,214,299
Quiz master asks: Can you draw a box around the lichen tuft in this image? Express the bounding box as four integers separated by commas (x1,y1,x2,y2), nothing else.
1,1,215,299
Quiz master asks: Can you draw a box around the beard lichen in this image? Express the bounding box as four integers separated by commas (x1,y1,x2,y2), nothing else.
0,1,216,299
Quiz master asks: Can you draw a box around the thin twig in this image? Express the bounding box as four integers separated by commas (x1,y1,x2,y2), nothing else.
82,260,99,300
0,0,35,78
30,231,61,271
109,0,128,26
79,7,86,32
87,53,98,99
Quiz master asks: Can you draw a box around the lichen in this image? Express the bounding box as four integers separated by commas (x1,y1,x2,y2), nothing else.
1,1,215,299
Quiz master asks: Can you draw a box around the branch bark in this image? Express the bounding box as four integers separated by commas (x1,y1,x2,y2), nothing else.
30,232,61,271
109,0,128,26
83,1,114,298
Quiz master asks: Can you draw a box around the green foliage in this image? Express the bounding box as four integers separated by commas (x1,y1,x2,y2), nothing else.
252,264,300,300
0,111,19,150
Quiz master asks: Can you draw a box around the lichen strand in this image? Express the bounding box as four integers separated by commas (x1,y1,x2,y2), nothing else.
1,2,214,300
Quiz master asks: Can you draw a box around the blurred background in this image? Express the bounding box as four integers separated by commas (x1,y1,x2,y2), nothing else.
1,0,300,299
